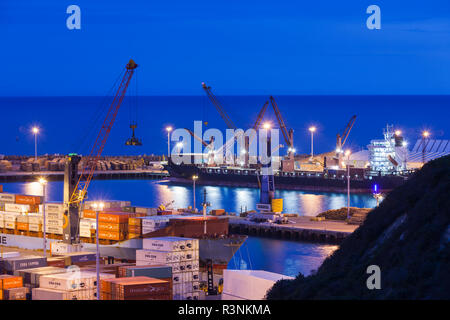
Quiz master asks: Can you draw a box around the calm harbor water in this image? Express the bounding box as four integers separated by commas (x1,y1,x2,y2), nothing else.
1,179,374,276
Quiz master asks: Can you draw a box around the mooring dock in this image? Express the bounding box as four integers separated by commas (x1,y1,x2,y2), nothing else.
228,216,358,244
0,169,169,183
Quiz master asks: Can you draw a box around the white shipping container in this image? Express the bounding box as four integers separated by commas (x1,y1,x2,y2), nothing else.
222,270,294,300
79,229,91,238
28,223,42,232
5,221,15,229
170,262,180,273
136,249,180,264
192,271,200,281
45,218,63,227
46,212,63,220
28,215,43,224
50,242,83,255
172,272,182,284
16,215,29,223
84,200,130,210
2,212,19,222
39,272,115,291
79,219,96,229
45,203,64,214
32,287,95,300
45,225,63,235
173,283,183,295
5,203,30,213
0,193,16,203
182,271,192,282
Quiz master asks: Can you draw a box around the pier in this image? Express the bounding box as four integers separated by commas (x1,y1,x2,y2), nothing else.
0,169,169,183
228,216,358,244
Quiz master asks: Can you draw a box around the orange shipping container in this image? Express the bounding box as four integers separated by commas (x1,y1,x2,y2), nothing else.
83,210,97,219
98,222,127,232
15,195,41,205
128,217,142,226
17,222,29,231
98,230,125,241
0,275,23,290
99,212,131,223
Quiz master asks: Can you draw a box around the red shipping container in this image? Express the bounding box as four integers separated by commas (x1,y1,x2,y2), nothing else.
15,195,41,205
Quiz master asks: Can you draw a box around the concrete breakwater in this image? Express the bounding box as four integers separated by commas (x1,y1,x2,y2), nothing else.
228,216,358,244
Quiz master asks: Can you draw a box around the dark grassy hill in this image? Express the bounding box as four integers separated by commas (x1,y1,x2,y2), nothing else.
267,155,450,299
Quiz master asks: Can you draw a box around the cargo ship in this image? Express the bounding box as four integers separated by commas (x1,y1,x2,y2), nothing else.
164,157,412,193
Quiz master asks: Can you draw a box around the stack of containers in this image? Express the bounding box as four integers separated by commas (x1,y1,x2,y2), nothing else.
28,213,43,233
136,236,200,300
0,275,27,300
32,271,115,300
140,216,172,234
45,203,64,236
15,266,67,293
98,212,131,241
100,276,171,300
128,216,142,239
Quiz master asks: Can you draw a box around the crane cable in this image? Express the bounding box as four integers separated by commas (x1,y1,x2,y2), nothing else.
72,69,125,155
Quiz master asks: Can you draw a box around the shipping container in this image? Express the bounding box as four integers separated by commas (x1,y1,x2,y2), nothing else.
32,287,94,300
0,275,23,290
39,271,115,291
3,287,27,300
0,193,15,203
15,195,41,205
2,256,47,273
118,265,172,279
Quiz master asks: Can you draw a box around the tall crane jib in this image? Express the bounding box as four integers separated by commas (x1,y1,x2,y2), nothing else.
335,115,357,167
62,59,138,244
269,96,294,158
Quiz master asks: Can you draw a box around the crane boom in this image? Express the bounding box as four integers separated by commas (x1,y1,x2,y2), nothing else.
202,82,236,130
69,59,138,205
340,115,357,148
269,96,293,148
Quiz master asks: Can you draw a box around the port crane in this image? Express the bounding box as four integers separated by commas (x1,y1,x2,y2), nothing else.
335,115,357,168
63,59,138,244
269,96,294,158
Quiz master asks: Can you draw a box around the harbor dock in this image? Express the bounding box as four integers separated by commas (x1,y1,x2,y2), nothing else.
0,169,169,183
228,216,358,244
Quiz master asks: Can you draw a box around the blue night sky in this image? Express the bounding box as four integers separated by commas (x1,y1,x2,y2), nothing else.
1,0,450,96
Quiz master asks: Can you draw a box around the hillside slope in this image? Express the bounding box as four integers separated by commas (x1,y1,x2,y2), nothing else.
267,155,450,299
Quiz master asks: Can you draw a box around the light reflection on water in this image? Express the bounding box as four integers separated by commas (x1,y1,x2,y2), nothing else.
2,180,376,215
2,179,374,276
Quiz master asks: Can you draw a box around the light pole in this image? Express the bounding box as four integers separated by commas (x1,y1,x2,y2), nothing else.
32,127,39,161
92,202,104,301
38,178,47,257
345,149,351,220
422,131,430,165
166,126,172,160
192,175,198,212
309,126,316,160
